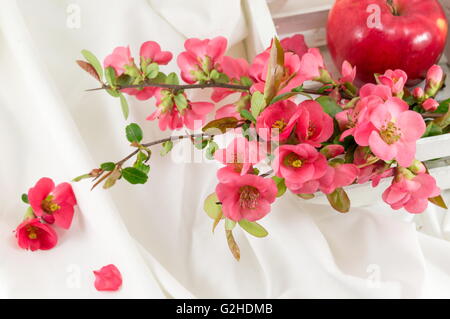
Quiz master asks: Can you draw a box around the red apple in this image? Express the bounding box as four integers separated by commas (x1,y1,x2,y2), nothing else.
327,0,448,85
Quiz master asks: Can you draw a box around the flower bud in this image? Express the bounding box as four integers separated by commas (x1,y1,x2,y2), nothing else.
422,98,439,112
412,87,424,100
408,159,426,175
425,65,445,97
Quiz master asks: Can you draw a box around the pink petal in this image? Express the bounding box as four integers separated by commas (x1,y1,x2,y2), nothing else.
368,131,397,162
28,178,55,216
394,141,416,167
53,204,75,229
397,111,426,142
93,264,123,291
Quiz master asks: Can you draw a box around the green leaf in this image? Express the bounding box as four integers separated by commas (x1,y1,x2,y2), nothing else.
100,162,116,171
240,76,253,87
205,141,219,160
125,123,143,143
106,89,120,97
121,167,148,184
210,70,229,84
263,37,285,104
81,49,103,81
251,91,267,119
316,96,343,117
238,219,269,238
202,117,239,134
134,162,150,175
436,98,450,114
165,72,179,85
194,138,209,150
422,121,443,138
225,218,236,230
145,62,159,79
160,140,173,156
239,109,256,123
21,193,29,204
203,193,222,219
105,66,117,87
326,188,350,213
270,91,300,105
434,102,450,128
271,176,286,197
72,173,91,182
119,93,129,120
153,72,167,84
174,93,188,112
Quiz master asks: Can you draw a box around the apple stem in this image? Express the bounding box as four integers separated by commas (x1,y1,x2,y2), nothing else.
386,0,399,16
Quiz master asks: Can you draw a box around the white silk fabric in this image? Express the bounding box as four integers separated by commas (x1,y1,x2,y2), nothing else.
1,0,450,298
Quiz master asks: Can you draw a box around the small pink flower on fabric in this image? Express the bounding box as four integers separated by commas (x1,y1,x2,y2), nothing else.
422,98,439,112
28,178,77,229
340,61,356,84
215,169,277,222
382,170,440,214
15,218,58,251
376,69,407,96
103,46,134,76
93,264,123,291
177,36,227,84
272,144,328,194
214,137,265,175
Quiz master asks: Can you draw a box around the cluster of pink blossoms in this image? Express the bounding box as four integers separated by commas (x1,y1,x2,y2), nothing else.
15,178,77,251
99,34,446,225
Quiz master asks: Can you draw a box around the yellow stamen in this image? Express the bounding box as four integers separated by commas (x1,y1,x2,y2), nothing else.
380,122,401,145
283,153,303,168
41,195,60,214
272,119,287,132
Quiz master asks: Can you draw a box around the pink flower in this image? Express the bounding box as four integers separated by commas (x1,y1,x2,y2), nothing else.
354,98,425,167
295,100,334,147
318,163,359,194
272,144,328,194
139,41,172,65
103,46,134,77
413,87,424,100
256,100,301,142
376,69,407,96
214,137,265,175
320,144,344,159
121,41,173,101
15,218,58,251
28,178,77,229
298,48,325,81
215,168,277,222
280,34,308,57
211,56,250,103
422,98,439,112
336,95,383,141
177,36,227,84
147,89,214,131
382,172,440,214
93,264,123,291
249,49,304,94
359,83,392,101
353,146,393,187
340,61,356,83
426,65,444,86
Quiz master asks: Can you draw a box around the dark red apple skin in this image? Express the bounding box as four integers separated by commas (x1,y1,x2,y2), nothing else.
327,0,448,85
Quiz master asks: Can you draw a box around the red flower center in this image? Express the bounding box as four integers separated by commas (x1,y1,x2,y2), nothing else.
239,185,260,209
41,195,60,214
26,225,38,240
